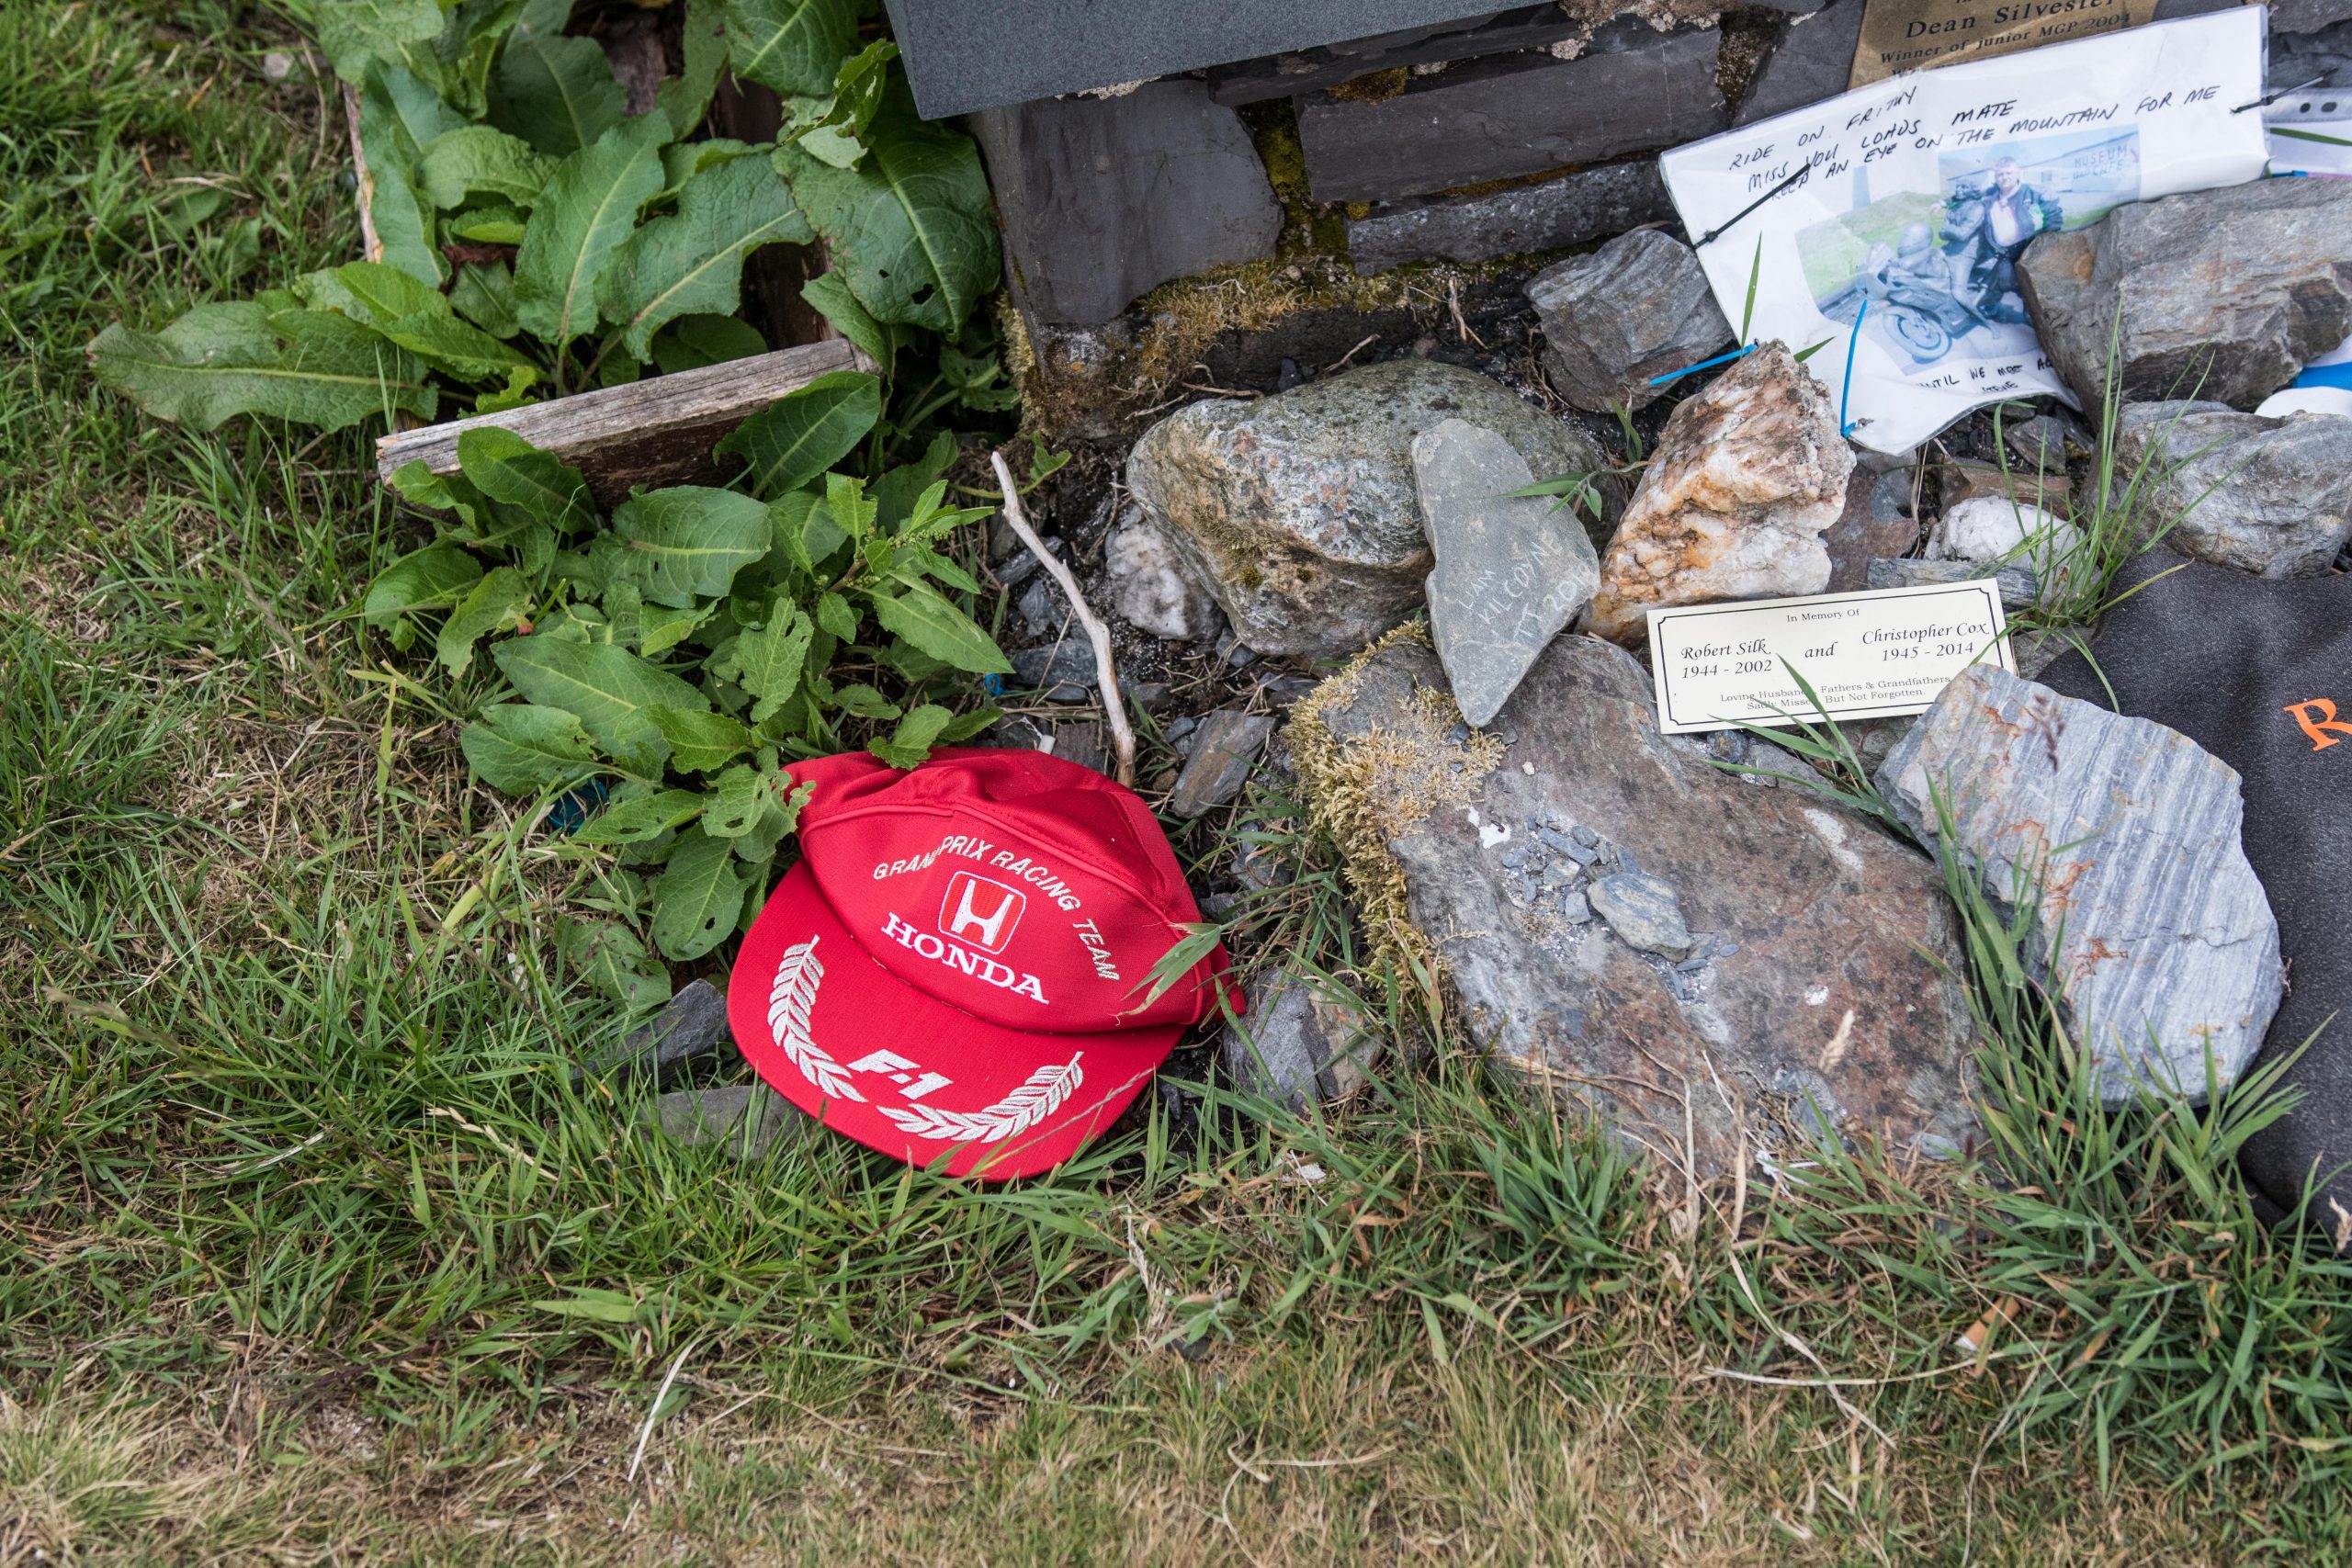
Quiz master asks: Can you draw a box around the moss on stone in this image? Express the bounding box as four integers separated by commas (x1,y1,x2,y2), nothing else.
1325,66,1409,104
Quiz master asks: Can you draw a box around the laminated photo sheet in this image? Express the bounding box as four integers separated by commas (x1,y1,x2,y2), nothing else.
1659,7,2270,454
2265,111,2352,414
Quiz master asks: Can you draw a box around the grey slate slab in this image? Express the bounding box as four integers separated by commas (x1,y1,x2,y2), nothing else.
884,0,1510,119
1167,709,1277,818
970,80,1281,328
574,980,729,1087
1204,6,1586,106
1296,23,1725,204
1346,159,1672,274
1734,0,1865,127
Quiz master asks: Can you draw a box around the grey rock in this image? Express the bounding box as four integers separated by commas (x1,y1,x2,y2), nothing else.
1296,23,1725,205
1824,464,1920,592
2018,179,2352,419
1166,708,1276,818
1524,229,1734,413
1047,720,1112,777
889,0,1528,118
968,80,1280,327
575,980,727,1087
1127,359,1611,660
1104,507,1222,641
2107,401,2352,578
1015,575,1061,639
1222,967,1383,1111
1866,556,2039,608
1413,418,1602,728
996,547,1045,587
1045,682,1091,705
1587,872,1692,960
1736,0,1867,126
644,1084,811,1158
1583,341,1855,646
1876,666,2282,1106
2005,413,2084,475
1347,159,1673,275
1011,640,1099,689
1295,633,1976,1176
1559,888,1593,923
1204,7,1590,106
2269,0,2352,29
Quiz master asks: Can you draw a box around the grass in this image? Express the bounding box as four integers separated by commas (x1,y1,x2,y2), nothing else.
6,5,2352,1563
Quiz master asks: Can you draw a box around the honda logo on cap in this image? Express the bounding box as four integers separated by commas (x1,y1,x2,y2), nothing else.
938,871,1025,953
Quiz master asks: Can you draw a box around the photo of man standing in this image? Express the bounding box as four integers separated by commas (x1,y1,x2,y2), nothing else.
1947,155,2064,322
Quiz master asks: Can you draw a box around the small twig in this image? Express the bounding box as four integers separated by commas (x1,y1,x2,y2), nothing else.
340,84,381,265
1322,333,1378,375
1446,280,1484,349
989,450,1136,787
628,1336,703,1483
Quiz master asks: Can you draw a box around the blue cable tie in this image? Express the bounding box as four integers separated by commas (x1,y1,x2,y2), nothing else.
983,672,1005,698
1838,297,1868,438
1645,341,1758,388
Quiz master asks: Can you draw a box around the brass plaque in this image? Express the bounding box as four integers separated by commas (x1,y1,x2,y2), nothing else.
1849,0,2222,87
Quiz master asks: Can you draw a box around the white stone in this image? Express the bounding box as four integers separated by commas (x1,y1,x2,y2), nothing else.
1103,508,1219,641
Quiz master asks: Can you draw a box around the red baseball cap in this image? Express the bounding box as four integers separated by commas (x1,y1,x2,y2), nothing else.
727,748,1238,1179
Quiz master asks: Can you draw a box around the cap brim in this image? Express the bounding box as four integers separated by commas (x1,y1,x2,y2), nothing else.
728,863,1180,1180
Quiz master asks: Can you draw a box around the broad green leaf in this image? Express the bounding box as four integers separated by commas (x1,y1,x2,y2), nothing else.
646,705,754,774
299,261,537,384
651,314,767,374
872,430,956,534
316,0,443,85
450,262,522,337
436,566,533,674
640,599,718,657
459,702,595,793
701,762,768,839
356,63,450,286
775,80,1000,333
660,0,729,139
650,833,750,960
492,636,707,750
512,113,667,347
893,544,978,594
718,0,859,98
475,365,538,414
714,370,879,498
814,591,857,642
447,202,528,243
611,487,770,606
573,787,706,844
800,271,890,367
600,155,813,359
823,471,876,544
558,918,669,1009
727,601,814,724
659,138,756,198
869,580,1011,674
388,460,488,527
493,6,626,155
456,426,596,533
825,681,899,719
869,703,955,770
88,302,435,433
364,542,484,627
422,124,558,209
437,0,530,118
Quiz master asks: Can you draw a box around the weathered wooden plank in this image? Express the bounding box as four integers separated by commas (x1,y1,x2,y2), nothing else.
374,340,875,505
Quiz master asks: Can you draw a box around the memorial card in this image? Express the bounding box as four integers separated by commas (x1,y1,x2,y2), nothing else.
1648,581,2015,735
1657,8,2267,454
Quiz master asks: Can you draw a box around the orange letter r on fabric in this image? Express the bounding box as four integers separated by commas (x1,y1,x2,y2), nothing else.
2284,698,2352,750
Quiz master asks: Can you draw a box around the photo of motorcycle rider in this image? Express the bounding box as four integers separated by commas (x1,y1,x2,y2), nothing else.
1941,156,2062,324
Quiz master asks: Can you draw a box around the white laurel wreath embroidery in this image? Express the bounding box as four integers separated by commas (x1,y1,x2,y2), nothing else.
767,936,864,1102
877,1055,1084,1144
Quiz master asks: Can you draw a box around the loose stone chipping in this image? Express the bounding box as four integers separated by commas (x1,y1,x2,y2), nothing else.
2107,401,2352,579
1293,630,1977,1178
1580,341,1854,646
1523,228,1733,412
1877,665,2282,1106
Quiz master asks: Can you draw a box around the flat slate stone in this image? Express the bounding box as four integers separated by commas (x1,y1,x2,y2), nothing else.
1587,871,1692,960
971,80,1281,328
1878,665,2282,1106
1347,159,1671,275
1222,965,1383,1110
1296,23,1725,205
1205,6,1587,105
1412,418,1600,727
882,0,1509,118
1734,0,1866,127
574,979,728,1087
1824,466,1920,592
1167,708,1277,818
644,1084,812,1158
1866,556,2038,607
